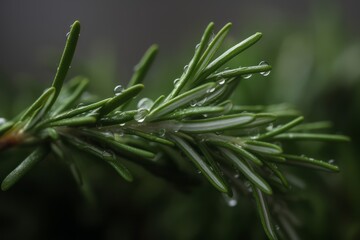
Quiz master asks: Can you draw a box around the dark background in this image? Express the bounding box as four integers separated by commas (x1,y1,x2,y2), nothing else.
0,0,359,239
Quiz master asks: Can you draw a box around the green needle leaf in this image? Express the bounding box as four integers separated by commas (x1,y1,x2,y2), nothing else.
65,136,133,181
127,44,159,88
83,130,156,159
193,23,232,82
221,148,272,194
257,116,304,140
148,83,215,120
281,154,339,172
209,139,263,166
171,134,229,193
273,133,350,142
99,110,137,126
52,76,89,115
1,146,49,191
207,65,272,81
199,32,263,81
243,140,282,155
241,113,276,128
48,116,97,127
199,143,231,195
264,162,289,188
49,98,110,123
165,106,224,120
252,186,278,240
180,113,255,133
125,128,175,146
107,161,134,182
19,87,55,122
166,22,214,100
51,20,81,105
98,84,144,116
290,121,333,131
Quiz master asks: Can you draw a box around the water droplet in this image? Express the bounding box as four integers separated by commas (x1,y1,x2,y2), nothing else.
119,123,126,127
183,65,189,72
197,170,202,174
234,173,240,178
195,43,200,49
103,131,114,138
134,108,149,123
196,97,207,107
259,61,271,76
266,123,273,131
173,78,180,86
113,85,124,96
243,74,252,79
223,193,238,207
208,87,216,93
328,159,335,164
158,129,166,137
137,98,154,110
202,114,208,117
275,225,280,231
0,118,6,125
66,32,70,38
190,100,197,107
217,79,226,85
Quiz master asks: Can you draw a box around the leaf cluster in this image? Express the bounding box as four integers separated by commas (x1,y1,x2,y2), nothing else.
0,21,349,240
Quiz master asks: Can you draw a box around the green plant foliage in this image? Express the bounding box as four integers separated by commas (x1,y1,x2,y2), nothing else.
0,21,349,240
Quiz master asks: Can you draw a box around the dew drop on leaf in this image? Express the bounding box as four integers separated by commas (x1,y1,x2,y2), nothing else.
222,192,238,207
217,79,226,85
137,98,154,110
113,85,124,96
243,74,252,79
190,100,197,107
173,78,180,86
328,159,335,164
134,108,149,123
158,129,166,137
208,87,216,93
259,61,271,76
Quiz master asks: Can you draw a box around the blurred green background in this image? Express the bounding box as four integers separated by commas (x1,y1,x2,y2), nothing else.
0,0,359,239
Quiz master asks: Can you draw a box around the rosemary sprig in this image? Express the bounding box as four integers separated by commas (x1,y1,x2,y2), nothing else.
0,21,349,240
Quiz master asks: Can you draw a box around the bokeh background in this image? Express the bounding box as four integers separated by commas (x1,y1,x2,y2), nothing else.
0,0,359,239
